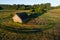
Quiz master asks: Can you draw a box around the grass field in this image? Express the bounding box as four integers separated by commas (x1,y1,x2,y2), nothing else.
0,9,60,40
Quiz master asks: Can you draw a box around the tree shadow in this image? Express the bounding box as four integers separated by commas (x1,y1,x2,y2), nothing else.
29,9,47,19
25,12,45,23
29,13,44,19
0,7,3,10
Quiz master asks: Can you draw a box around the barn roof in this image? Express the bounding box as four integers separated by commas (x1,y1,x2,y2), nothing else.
16,12,29,23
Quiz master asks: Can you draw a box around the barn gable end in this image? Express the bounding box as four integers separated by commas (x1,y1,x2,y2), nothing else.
12,12,29,23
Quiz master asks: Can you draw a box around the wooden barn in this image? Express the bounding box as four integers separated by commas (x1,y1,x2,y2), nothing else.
12,12,29,23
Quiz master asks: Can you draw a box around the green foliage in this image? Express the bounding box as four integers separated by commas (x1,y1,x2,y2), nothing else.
0,3,51,11
31,3,51,13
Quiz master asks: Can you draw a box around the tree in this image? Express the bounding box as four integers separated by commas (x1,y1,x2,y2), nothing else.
32,3,51,13
18,4,25,10
0,6,3,10
44,3,51,11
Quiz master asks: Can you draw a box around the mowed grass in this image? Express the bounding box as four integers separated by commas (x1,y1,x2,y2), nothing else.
0,9,60,40
0,10,30,18
0,9,60,28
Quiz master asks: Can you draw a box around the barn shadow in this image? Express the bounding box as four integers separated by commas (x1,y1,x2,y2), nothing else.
29,9,47,19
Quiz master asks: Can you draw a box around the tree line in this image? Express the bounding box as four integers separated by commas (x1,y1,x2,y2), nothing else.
0,3,51,12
